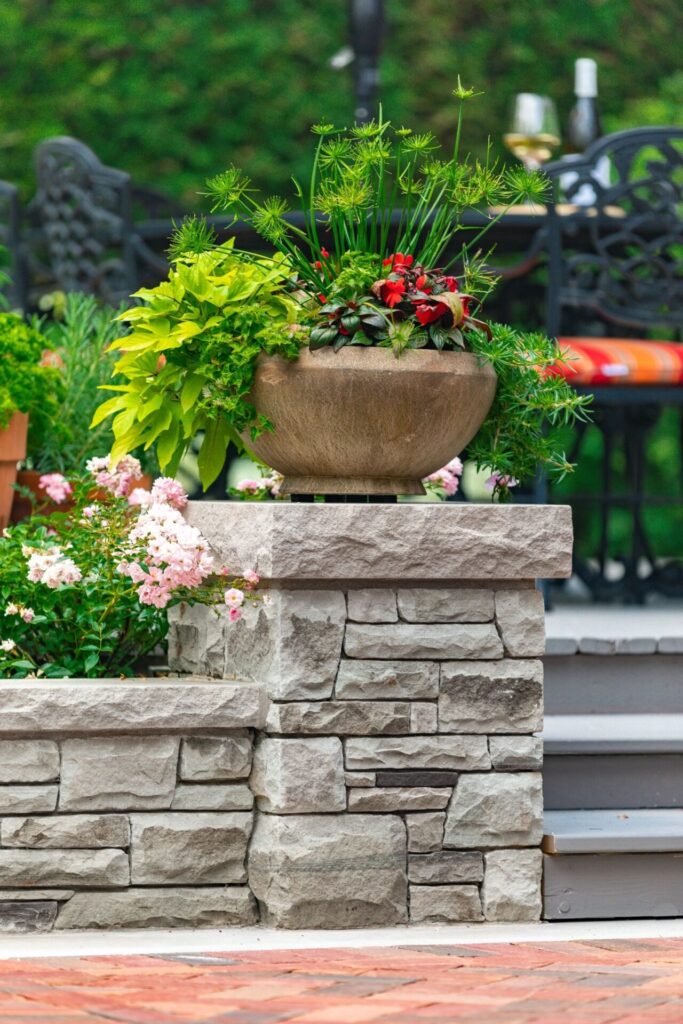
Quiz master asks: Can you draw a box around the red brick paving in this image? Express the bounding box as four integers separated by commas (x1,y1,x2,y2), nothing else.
1,939,683,1023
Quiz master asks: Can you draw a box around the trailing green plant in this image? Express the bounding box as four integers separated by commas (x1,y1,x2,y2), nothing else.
25,292,156,475
0,312,63,440
95,246,302,487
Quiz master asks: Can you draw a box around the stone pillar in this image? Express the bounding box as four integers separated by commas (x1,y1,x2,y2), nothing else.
169,503,572,928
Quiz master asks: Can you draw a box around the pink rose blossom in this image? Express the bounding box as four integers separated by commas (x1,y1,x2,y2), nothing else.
228,607,242,622
39,473,72,504
21,608,34,623
0,639,16,652
235,479,263,495
151,477,188,509
243,570,260,589
82,504,99,518
224,588,245,609
4,603,18,616
87,454,143,498
127,488,152,508
485,472,519,492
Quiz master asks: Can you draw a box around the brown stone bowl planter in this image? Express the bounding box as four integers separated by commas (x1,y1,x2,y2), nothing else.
242,348,497,495
0,412,29,529
10,471,153,524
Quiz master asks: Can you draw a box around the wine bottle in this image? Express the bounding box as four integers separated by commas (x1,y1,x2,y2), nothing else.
566,58,602,154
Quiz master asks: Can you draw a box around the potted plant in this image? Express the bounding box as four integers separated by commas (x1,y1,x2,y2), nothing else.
0,457,258,678
101,87,590,499
12,293,157,522
0,312,63,528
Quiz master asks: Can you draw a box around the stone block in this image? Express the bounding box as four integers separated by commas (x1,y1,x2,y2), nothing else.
482,849,543,921
410,885,483,923
221,589,346,700
60,736,179,811
180,733,252,781
167,602,227,676
348,788,452,812
336,660,439,700
345,735,490,771
185,503,573,581
659,637,683,654
489,735,543,770
266,701,412,736
0,890,73,901
439,660,543,734
251,738,345,813
0,902,58,933
344,771,375,788
1,815,129,849
0,849,129,888
249,814,407,928
55,887,257,930
0,741,59,783
130,812,252,884
171,784,253,811
410,703,437,733
444,773,543,848
408,851,484,884
347,589,398,623
376,771,460,787
406,812,445,853
344,623,503,660
0,786,57,814
495,590,545,657
397,588,494,623
0,680,267,736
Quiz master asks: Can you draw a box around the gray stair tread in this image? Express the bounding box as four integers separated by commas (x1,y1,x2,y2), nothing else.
544,714,683,753
545,605,683,655
543,808,683,853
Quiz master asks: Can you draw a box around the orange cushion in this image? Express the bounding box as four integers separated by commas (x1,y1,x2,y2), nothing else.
552,338,683,387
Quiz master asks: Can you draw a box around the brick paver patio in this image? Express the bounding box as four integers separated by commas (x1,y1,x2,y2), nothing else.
1,939,683,1023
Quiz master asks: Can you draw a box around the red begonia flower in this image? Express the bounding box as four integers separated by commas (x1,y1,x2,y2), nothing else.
415,274,427,290
381,279,406,308
414,301,448,325
445,276,459,292
382,252,414,272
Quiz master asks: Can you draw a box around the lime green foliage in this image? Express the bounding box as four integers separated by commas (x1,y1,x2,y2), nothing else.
0,313,63,441
0,2,678,203
26,292,158,475
98,247,302,488
466,324,592,498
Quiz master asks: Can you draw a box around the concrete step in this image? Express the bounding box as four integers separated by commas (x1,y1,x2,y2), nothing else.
543,808,683,854
543,714,683,754
543,654,683,715
544,853,683,920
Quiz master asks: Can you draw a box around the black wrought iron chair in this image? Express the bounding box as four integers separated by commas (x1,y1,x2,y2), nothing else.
541,126,683,601
27,137,169,306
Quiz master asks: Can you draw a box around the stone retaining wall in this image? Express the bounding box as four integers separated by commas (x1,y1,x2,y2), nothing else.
0,504,572,931
0,681,266,931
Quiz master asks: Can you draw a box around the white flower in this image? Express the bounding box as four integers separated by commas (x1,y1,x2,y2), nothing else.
0,639,16,653
4,604,19,616
224,588,245,609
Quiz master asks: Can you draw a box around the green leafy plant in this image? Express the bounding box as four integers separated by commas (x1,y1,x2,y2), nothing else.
0,312,63,439
102,94,591,497
25,293,156,475
96,246,302,488
0,461,259,678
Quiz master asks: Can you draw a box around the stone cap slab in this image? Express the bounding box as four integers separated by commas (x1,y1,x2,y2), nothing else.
0,679,268,737
188,502,572,582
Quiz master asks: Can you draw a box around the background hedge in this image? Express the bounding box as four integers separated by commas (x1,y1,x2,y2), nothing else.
1,0,681,201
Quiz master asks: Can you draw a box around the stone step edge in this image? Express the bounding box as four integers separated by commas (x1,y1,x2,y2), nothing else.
543,714,683,754
543,808,683,855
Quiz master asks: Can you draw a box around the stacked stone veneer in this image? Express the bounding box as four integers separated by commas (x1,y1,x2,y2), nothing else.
0,680,267,932
170,502,573,930
0,504,571,932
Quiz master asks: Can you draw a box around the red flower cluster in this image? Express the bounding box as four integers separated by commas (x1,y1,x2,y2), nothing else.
374,254,471,325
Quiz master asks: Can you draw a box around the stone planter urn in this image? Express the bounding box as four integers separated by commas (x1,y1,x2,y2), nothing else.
242,347,497,496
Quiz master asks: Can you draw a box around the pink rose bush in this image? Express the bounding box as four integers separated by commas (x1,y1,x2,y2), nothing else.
423,457,464,499
0,459,258,678
38,473,73,504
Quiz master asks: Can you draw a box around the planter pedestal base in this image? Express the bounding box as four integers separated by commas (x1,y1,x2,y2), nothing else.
281,475,426,496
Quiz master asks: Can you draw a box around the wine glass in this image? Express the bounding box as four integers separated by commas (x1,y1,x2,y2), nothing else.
504,94,561,170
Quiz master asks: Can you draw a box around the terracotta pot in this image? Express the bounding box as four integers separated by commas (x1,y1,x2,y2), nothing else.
241,348,497,495
0,413,29,529
10,470,154,524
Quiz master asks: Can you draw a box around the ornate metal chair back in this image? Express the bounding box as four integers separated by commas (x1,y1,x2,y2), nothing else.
543,127,683,339
0,180,25,310
30,137,137,305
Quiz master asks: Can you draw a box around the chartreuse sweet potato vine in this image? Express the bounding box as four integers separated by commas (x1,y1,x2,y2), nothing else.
99,89,591,497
